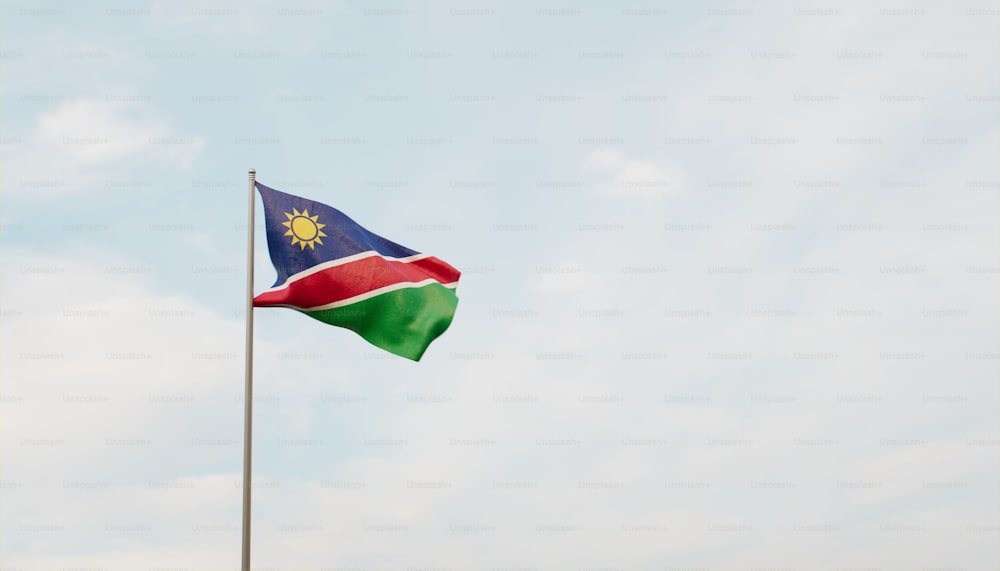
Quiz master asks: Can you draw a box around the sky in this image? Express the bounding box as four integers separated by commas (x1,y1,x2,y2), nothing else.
0,0,998,569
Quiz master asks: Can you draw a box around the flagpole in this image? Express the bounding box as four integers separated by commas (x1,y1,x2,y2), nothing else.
241,168,256,571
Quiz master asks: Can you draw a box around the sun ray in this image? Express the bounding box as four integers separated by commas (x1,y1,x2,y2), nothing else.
281,208,326,250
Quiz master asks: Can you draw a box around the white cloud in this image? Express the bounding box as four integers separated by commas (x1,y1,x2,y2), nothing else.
587,149,687,197
0,248,247,565
2,99,204,198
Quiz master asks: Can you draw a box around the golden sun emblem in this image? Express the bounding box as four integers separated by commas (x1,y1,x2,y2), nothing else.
282,208,327,250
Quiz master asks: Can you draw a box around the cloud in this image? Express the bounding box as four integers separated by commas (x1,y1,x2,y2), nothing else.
587,149,687,197
1,99,204,198
0,247,250,564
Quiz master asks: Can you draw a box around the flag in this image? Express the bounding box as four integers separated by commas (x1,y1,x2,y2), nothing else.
253,182,460,361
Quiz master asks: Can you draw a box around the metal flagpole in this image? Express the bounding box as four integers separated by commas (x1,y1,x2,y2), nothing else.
241,168,257,571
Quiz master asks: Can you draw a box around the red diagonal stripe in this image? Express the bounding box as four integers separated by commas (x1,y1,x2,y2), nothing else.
254,255,460,309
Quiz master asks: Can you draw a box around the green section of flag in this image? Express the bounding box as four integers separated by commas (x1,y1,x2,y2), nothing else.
303,283,459,361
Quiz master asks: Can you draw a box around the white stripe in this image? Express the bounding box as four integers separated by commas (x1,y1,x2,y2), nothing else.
300,279,452,311
259,251,432,295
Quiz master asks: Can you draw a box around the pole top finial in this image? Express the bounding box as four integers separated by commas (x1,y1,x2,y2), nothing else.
249,168,256,174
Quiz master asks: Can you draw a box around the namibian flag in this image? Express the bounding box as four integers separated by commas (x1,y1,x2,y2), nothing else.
253,182,460,361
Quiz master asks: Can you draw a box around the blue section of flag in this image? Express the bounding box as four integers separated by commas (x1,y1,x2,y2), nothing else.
256,182,420,287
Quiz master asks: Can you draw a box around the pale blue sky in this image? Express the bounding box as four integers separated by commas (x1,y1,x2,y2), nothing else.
1,1,998,569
